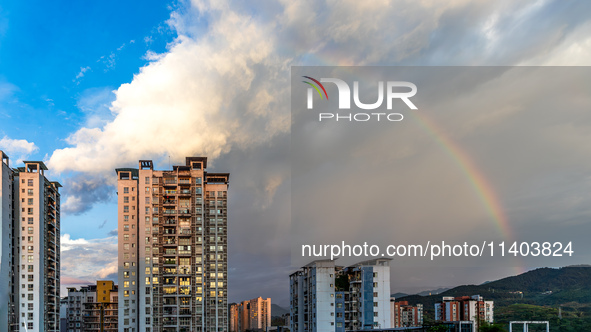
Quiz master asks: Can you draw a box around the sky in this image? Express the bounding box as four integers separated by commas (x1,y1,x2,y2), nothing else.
1,0,591,307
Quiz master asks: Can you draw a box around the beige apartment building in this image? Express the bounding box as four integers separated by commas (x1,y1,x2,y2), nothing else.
116,157,229,332
0,151,61,332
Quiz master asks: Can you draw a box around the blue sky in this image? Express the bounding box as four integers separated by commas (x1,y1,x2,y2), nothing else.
0,0,172,157
0,0,177,238
1,0,591,306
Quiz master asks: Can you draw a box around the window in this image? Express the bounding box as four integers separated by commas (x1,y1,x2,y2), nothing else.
27,227,33,234
27,218,33,224
27,179,33,186
27,265,33,272
145,177,149,184
124,196,129,203
27,198,33,205
27,189,33,195
27,255,33,262
27,208,33,215
124,206,129,213
28,294,33,300
123,187,129,194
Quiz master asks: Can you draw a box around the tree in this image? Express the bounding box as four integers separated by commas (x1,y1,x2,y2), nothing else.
479,321,507,332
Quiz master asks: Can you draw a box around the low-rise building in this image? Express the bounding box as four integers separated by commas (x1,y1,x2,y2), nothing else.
66,281,118,332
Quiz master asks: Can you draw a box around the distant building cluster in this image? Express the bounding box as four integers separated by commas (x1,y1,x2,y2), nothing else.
288,257,494,332
229,297,272,332
62,280,118,332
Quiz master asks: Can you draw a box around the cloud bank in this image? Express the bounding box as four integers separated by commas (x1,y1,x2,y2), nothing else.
47,0,591,304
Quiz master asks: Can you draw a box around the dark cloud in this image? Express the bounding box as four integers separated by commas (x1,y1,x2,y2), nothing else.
61,174,114,215
107,229,117,236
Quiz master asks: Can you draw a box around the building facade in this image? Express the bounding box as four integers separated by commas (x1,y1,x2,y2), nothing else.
0,152,61,332
390,299,423,328
116,157,229,332
435,295,493,330
290,259,391,332
66,281,119,332
229,297,272,332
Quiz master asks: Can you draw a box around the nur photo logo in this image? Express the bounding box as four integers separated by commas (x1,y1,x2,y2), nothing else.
302,76,418,122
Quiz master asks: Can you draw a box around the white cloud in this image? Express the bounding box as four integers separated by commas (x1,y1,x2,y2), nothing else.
0,136,38,163
60,234,118,277
75,66,91,80
49,3,290,178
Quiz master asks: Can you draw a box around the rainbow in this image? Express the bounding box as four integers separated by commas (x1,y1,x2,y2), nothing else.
408,110,526,274
409,110,513,240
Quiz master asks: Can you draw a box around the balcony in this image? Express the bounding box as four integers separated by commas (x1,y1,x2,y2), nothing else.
178,228,191,235
178,189,191,196
163,179,177,187
162,199,177,205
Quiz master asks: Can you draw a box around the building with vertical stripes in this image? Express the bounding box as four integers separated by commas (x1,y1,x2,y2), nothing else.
116,157,229,332
0,151,61,332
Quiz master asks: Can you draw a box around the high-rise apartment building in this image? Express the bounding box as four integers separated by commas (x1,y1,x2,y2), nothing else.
66,281,119,332
0,151,61,332
0,151,17,331
435,295,493,330
290,259,391,332
229,297,272,332
116,157,229,332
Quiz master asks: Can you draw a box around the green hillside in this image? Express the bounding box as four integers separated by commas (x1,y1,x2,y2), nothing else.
398,266,591,331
